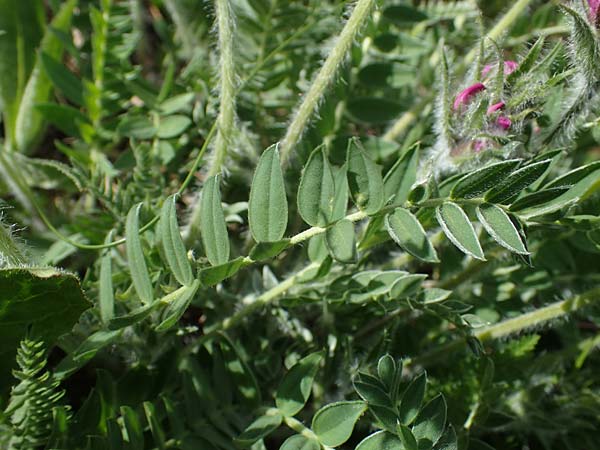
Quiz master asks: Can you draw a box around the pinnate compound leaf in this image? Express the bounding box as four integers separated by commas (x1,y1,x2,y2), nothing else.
0,267,90,388
383,145,419,205
347,139,385,215
161,195,193,285
298,146,335,226
436,202,485,260
450,159,521,199
249,145,288,242
126,203,154,304
279,435,320,450
200,175,230,266
411,395,447,448
325,219,357,263
236,413,282,447
276,351,324,416
355,431,403,450
476,204,528,254
312,401,367,447
484,159,552,204
399,372,427,425
385,208,439,262
155,280,200,332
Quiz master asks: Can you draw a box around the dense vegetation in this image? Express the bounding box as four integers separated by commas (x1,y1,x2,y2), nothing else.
1,0,599,449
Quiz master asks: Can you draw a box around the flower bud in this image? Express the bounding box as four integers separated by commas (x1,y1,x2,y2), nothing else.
487,101,506,114
453,83,486,110
496,116,512,130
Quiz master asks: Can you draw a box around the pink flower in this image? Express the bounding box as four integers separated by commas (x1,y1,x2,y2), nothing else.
487,101,505,114
482,60,518,77
473,140,487,153
589,0,600,24
453,83,486,110
496,116,512,130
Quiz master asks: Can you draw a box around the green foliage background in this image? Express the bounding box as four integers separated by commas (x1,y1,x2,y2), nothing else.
0,0,599,449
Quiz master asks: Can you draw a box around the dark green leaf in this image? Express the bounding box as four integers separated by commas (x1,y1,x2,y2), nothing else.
298,146,335,226
156,280,200,331
200,175,230,266
385,208,439,262
276,351,324,416
144,402,166,450
312,401,366,447
41,52,84,105
383,5,428,25
477,204,528,254
436,202,485,260
236,413,282,447
412,395,447,448
398,424,418,450
347,97,405,124
126,203,154,304
347,138,385,214
161,195,193,285
399,372,426,425
355,431,403,450
383,145,419,205
485,159,552,204
279,435,320,450
198,257,248,286
450,159,521,199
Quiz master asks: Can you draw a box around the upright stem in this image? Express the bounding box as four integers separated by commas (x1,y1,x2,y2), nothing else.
209,0,237,176
279,0,377,164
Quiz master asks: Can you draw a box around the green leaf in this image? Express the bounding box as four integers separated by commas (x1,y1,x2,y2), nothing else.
476,204,528,254
377,355,397,392
544,161,600,189
40,51,83,105
509,187,569,212
279,435,320,450
200,175,230,266
249,239,290,261
156,280,200,332
248,144,288,242
126,203,154,304
276,351,324,416
159,93,195,114
118,115,156,139
450,159,521,199
108,302,162,330
485,159,552,204
389,274,427,299
347,138,385,215
347,97,405,124
331,164,349,221
420,288,452,304
14,0,77,152
398,424,418,450
383,5,428,25
312,401,366,447
198,257,248,286
121,406,144,450
434,425,457,450
157,115,192,138
385,208,439,262
99,231,115,324
297,146,335,226
399,372,426,425
144,402,166,450
236,412,282,447
412,395,447,448
161,195,193,285
436,202,485,260
383,145,419,205
0,267,90,389
355,431,403,450
325,219,357,263
36,102,90,137
353,374,392,407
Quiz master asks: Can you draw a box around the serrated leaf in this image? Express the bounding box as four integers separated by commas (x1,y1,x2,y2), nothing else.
161,195,193,285
276,351,323,416
325,219,357,263
126,203,154,304
279,435,320,450
476,204,528,254
436,202,485,260
385,208,439,262
355,431,403,450
412,395,447,448
383,145,419,205
298,146,335,226
399,372,426,425
485,159,552,204
200,175,230,266
347,139,385,214
156,280,200,331
450,159,521,199
236,413,282,447
249,239,290,261
248,144,288,242
312,401,366,447
198,257,248,286
99,231,115,324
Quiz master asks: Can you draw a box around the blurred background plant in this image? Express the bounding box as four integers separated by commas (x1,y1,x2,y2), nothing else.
0,0,600,449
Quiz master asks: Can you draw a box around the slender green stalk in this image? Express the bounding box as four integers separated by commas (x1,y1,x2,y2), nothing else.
209,0,237,176
279,0,377,164
409,287,600,368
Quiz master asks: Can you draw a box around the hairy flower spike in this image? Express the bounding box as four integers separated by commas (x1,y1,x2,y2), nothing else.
453,83,486,110
482,60,518,77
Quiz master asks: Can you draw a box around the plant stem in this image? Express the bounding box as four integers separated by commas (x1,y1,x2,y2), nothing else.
208,0,237,177
279,0,377,164
409,287,600,368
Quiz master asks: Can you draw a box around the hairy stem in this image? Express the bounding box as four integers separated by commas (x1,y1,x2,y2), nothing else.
209,0,237,177
279,0,376,164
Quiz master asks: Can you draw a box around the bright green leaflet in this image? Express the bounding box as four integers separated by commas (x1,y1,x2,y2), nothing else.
311,401,366,447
